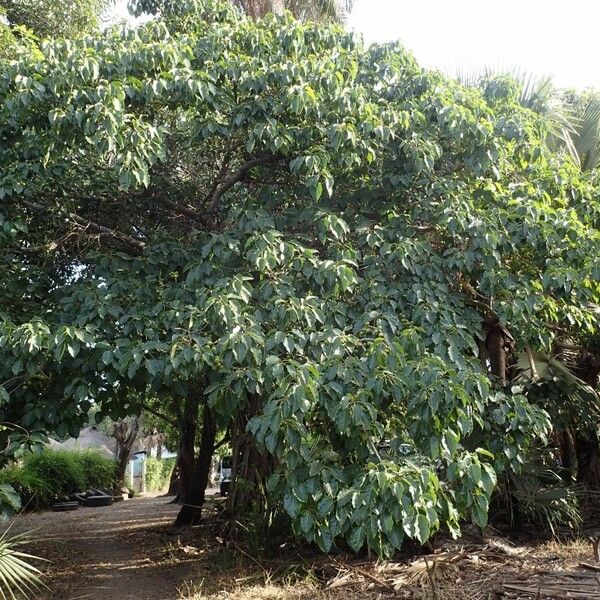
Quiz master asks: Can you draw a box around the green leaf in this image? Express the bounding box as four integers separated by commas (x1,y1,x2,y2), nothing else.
415,514,430,543
348,526,365,552
300,512,314,534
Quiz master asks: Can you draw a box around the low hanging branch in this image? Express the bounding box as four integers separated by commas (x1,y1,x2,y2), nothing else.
67,212,146,251
153,195,210,228
213,430,230,452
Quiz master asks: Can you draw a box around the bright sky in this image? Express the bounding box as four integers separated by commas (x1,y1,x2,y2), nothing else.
109,0,600,90
347,0,600,89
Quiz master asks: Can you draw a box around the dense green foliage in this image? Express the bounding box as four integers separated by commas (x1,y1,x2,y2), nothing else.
0,450,116,507
145,456,176,491
0,0,599,555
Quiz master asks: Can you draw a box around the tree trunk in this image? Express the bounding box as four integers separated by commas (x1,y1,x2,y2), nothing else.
114,417,141,489
482,316,515,386
228,394,275,518
575,351,600,488
560,427,577,481
115,450,130,490
174,404,216,526
166,456,179,497
576,431,600,488
172,390,200,503
486,325,507,386
237,0,282,18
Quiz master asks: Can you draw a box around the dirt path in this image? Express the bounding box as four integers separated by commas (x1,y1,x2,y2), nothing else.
15,494,201,600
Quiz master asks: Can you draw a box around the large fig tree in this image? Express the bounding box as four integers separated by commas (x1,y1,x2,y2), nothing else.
1,1,599,554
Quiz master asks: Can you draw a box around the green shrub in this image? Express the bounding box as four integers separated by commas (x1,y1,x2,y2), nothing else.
23,450,86,499
145,457,175,492
78,451,117,490
0,466,47,509
0,450,116,508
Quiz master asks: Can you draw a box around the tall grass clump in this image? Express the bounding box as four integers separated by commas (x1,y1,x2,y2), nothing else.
0,450,116,508
145,457,175,492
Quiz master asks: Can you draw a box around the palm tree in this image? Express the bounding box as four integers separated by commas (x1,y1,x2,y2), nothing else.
233,0,354,21
129,0,355,24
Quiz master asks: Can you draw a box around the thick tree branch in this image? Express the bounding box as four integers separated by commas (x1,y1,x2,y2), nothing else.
555,341,586,351
22,200,146,252
206,154,277,214
525,346,539,381
67,212,146,251
157,197,211,227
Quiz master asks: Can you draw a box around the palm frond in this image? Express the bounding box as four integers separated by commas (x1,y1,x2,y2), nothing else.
570,94,600,171
515,351,600,420
498,449,594,536
0,527,47,600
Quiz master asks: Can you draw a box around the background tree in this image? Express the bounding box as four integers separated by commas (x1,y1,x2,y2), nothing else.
111,416,140,488
233,0,353,20
129,0,354,22
0,0,112,38
457,69,600,173
458,69,600,495
563,90,600,172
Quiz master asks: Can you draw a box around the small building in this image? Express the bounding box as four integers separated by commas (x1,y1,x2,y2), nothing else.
49,425,118,458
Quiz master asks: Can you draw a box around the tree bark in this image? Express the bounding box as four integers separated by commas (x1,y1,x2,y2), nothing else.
486,325,507,386
228,394,275,519
174,404,216,526
166,457,179,497
171,390,201,503
574,351,600,488
482,314,516,386
114,417,140,489
576,431,600,488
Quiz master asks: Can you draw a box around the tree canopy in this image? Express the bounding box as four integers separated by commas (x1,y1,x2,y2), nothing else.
1,0,599,555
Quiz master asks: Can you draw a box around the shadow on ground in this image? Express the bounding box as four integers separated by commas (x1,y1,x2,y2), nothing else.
15,494,200,600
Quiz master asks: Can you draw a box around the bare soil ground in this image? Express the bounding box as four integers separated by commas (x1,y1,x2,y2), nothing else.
13,494,600,600
15,494,199,599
